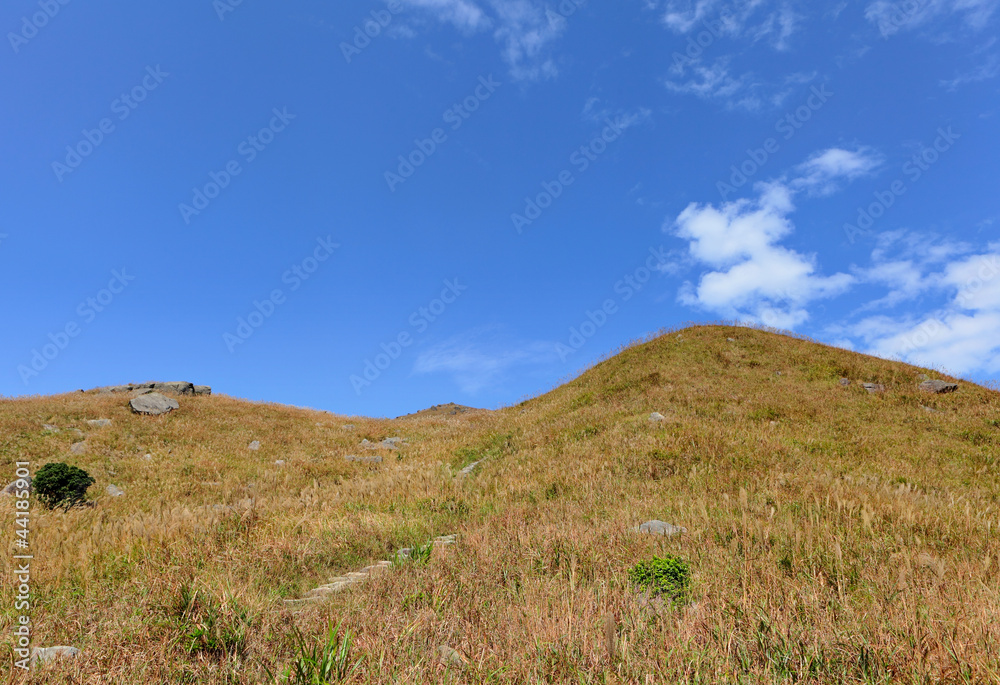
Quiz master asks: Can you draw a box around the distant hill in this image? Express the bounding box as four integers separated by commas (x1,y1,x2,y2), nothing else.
396,402,483,419
1,325,997,683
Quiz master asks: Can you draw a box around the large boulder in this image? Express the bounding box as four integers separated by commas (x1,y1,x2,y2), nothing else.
919,380,959,394
129,392,179,416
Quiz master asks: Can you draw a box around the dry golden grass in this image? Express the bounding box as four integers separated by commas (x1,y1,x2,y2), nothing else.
2,325,998,683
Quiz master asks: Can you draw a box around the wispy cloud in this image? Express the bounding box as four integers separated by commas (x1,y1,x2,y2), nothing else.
865,0,1000,38
413,327,559,393
791,146,884,195
656,0,803,50
397,0,578,81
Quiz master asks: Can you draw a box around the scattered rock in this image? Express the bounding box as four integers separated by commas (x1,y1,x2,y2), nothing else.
129,392,179,416
345,455,382,464
70,442,88,455
649,412,666,423
380,437,405,449
95,381,210,395
634,520,687,536
42,424,60,433
459,461,481,476
727,337,736,342
919,380,959,394
274,460,285,467
437,645,468,669
31,646,80,667
922,405,942,414
141,453,153,462
193,385,212,396
1,477,30,496
342,424,355,430
863,383,885,394
87,419,111,428
106,485,125,497
839,378,851,387
248,441,261,451
360,439,371,446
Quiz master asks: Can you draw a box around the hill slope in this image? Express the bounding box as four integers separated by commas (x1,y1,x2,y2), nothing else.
2,325,998,683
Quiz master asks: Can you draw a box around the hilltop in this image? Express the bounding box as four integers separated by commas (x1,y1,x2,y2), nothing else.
1,325,997,683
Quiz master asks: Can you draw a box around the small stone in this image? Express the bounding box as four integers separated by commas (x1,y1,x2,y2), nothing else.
106,484,125,497
142,453,153,462
129,392,179,416
360,438,371,446
87,419,112,428
437,645,468,669
727,337,735,342
396,547,413,560
1,477,30,496
635,520,687,536
248,441,261,451
459,461,481,476
839,378,850,386
649,412,666,423
342,424,355,430
919,380,958,394
42,424,60,433
922,405,941,414
380,437,405,449
70,442,88,455
274,459,285,466
31,646,80,667
863,383,885,394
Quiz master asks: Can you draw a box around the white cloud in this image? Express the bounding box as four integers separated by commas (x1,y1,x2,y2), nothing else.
791,146,884,195
413,327,559,393
665,57,763,110
658,0,802,49
865,0,1000,38
397,0,576,80
941,53,1000,89
671,181,854,328
845,243,1000,375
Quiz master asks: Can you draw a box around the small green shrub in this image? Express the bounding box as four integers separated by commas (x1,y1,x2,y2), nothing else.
34,462,94,510
280,623,358,683
629,555,691,601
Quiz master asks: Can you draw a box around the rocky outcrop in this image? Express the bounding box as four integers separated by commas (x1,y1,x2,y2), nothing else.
92,382,211,395
129,393,179,416
919,380,959,394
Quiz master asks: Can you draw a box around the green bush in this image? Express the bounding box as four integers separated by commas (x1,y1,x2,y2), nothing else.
629,555,691,601
34,462,94,510
277,623,358,683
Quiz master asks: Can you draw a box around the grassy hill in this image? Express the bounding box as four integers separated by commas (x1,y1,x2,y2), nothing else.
2,325,998,683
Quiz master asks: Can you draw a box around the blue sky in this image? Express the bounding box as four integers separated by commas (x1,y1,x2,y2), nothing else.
2,0,998,416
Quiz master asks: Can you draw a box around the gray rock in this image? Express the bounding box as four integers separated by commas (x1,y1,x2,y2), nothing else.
151,382,194,394
727,337,736,342
129,392,179,416
922,405,942,414
342,424,355,430
42,424,60,433
459,461,481,476
360,438,371,446
1,477,30,496
863,383,885,394
919,380,958,394
345,454,382,464
70,442,88,455
106,484,124,497
649,412,666,423
437,645,468,669
141,453,153,462
635,520,687,536
380,437,405,449
87,419,111,428
248,441,261,451
274,460,285,466
193,385,212,395
31,646,80,667
839,378,851,386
